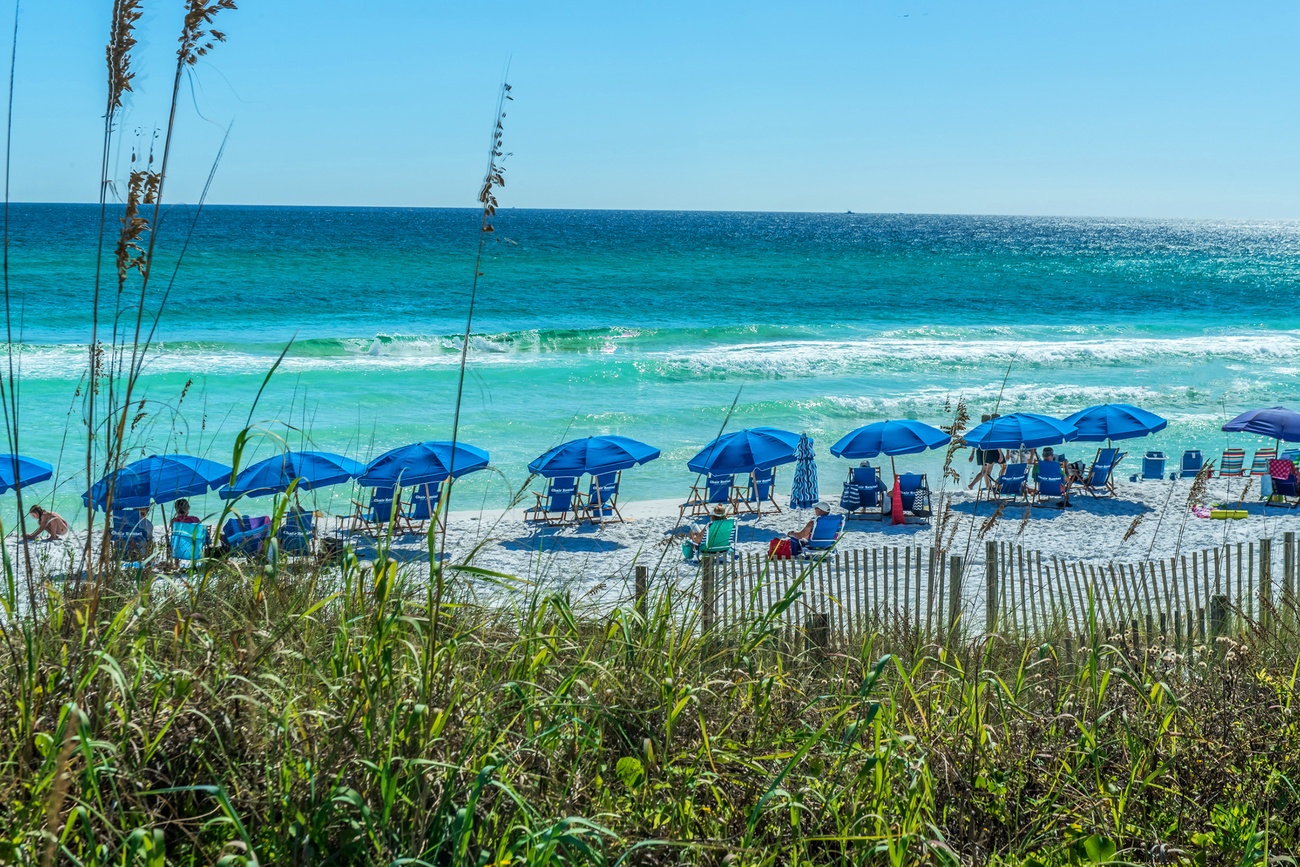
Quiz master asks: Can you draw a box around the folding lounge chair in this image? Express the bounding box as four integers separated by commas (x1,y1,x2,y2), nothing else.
1082,448,1123,498
994,463,1030,502
683,517,737,562
1266,458,1299,508
110,512,153,570
1250,448,1278,477
840,465,886,518
1218,448,1245,478
679,473,736,519
738,467,781,515
585,472,623,523
801,514,845,555
353,487,400,534
222,515,271,557
525,476,582,526
1131,451,1166,482
1176,449,1204,479
402,483,444,534
1035,459,1067,503
169,523,208,569
886,473,932,521
277,511,315,557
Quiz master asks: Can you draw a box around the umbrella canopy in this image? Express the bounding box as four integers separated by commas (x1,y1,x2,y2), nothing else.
687,427,801,475
359,440,490,488
0,454,52,495
830,419,951,458
85,454,231,510
1062,404,1168,442
528,435,660,478
789,432,819,509
963,413,1077,450
219,450,364,499
1222,406,1300,442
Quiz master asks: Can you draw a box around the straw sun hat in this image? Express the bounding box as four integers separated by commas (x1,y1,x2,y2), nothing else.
710,503,729,518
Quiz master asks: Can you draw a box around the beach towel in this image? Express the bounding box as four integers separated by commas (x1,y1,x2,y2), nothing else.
1269,459,1296,480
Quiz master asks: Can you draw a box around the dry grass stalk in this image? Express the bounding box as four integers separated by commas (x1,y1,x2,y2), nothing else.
1122,513,1144,544
978,499,1005,539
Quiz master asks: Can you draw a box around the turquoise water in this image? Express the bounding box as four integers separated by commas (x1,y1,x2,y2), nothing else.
8,204,1300,523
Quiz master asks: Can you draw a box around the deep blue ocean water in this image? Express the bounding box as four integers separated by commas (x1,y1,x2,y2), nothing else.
9,204,1300,521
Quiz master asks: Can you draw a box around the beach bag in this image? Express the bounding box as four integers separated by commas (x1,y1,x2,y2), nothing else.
768,538,793,560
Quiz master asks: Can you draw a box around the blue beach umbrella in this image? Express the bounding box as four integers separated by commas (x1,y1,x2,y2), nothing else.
1222,406,1300,442
687,427,801,475
0,454,52,495
219,451,364,499
85,454,231,510
830,420,951,459
528,435,660,478
1063,404,1168,443
359,441,490,488
789,432,819,509
963,413,1077,450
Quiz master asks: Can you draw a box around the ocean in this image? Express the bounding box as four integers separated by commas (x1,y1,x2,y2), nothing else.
10,204,1300,522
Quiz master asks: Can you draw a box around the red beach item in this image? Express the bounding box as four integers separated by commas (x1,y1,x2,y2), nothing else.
891,478,905,526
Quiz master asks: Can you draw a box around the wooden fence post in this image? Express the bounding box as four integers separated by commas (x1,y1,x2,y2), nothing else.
1284,532,1296,613
985,540,999,633
1210,594,1230,645
701,555,715,634
947,554,963,642
635,565,648,620
805,612,829,660
1261,538,1274,617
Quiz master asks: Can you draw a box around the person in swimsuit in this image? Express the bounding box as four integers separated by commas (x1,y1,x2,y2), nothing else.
23,505,68,541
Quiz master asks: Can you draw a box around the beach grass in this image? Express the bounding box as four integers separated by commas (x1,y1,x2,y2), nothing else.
2,553,1300,865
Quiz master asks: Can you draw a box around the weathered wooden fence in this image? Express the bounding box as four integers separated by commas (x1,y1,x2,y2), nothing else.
685,532,1300,645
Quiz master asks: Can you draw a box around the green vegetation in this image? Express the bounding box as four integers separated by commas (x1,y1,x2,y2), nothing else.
2,550,1298,865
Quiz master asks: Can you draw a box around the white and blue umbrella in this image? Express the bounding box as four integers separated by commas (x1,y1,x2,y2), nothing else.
789,432,818,509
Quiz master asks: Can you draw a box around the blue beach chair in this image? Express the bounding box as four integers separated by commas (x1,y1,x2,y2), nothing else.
739,467,780,515
353,486,400,534
1035,459,1067,502
1082,448,1124,498
110,511,153,569
277,511,315,557
840,464,886,518
585,472,623,523
525,476,582,526
222,515,271,557
995,463,1030,502
801,513,845,555
1175,449,1204,479
1131,451,1166,482
169,523,208,569
401,482,444,533
680,473,736,519
886,473,932,522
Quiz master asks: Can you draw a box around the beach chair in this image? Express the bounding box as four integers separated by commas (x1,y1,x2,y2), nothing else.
1175,449,1203,479
169,523,208,569
276,511,315,557
886,473,932,521
1250,447,1278,477
994,463,1030,502
1266,458,1299,508
222,515,271,557
525,476,582,526
683,517,737,562
679,473,736,519
401,482,444,534
110,512,153,569
738,467,781,515
801,514,845,555
1131,451,1166,482
1082,448,1123,498
1034,459,1067,503
840,464,885,518
1217,448,1245,477
585,472,623,523
1282,448,1300,465
352,486,400,534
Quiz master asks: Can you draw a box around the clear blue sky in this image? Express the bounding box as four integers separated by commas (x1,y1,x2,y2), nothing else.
6,1,1300,217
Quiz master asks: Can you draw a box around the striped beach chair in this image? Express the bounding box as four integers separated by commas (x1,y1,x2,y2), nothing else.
1217,448,1245,477
1250,447,1278,477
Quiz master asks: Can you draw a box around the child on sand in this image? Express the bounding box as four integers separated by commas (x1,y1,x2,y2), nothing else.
23,505,68,541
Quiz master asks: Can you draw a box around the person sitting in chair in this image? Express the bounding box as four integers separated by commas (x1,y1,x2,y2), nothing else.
789,502,831,541
689,503,729,546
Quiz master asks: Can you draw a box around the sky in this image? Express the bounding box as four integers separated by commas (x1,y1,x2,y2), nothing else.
4,1,1300,217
